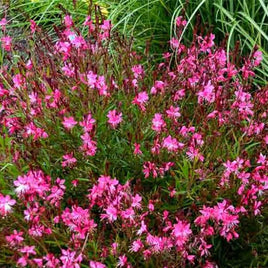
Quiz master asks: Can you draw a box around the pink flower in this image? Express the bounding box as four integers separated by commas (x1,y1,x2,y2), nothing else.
253,50,262,66
60,249,82,268
62,116,77,129
148,201,154,211
101,20,112,31
43,253,60,267
90,261,106,268
253,201,262,216
172,220,192,247
80,113,95,132
84,16,95,32
170,37,179,49
62,153,77,168
131,194,142,209
64,15,73,28
62,63,75,77
30,20,37,33
17,256,28,267
131,65,144,79
199,239,212,256
14,170,51,199
107,110,122,128
71,179,78,187
1,36,12,51
203,261,218,268
24,122,48,140
117,255,128,267
6,230,24,247
152,113,166,132
143,161,158,178
0,194,16,216
166,106,181,119
80,132,97,156
197,80,215,103
137,220,147,235
150,80,165,95
61,206,96,239
132,91,149,111
102,205,118,222
134,143,142,155
87,71,98,88
162,135,182,152
176,16,187,27
55,41,71,60
20,245,36,256
0,18,7,30
13,74,25,88
130,239,143,252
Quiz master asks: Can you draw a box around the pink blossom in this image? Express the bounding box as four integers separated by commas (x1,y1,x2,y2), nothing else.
6,230,24,247
107,110,122,128
0,18,7,30
24,122,48,140
117,255,128,267
102,205,118,222
134,143,142,155
199,239,212,256
152,113,166,132
90,261,106,268
148,201,154,211
84,16,95,32
170,37,179,49
166,106,181,119
20,245,36,256
253,201,262,215
137,220,147,235
43,253,60,267
0,194,16,216
130,239,143,252
162,135,182,152
131,194,142,209
13,74,25,88
80,113,95,132
197,80,215,103
60,249,82,268
62,206,96,239
143,161,158,178
30,20,37,33
1,36,12,51
62,116,77,129
17,256,28,267
64,15,73,28
176,16,187,27
55,41,71,60
100,20,112,31
253,50,262,66
132,91,149,111
62,153,77,168
150,80,165,95
131,64,144,79
172,220,192,247
62,63,75,77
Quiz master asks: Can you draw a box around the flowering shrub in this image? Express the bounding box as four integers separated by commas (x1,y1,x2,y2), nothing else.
0,10,268,268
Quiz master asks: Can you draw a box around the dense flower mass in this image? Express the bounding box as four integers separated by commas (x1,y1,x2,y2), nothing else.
0,7,267,268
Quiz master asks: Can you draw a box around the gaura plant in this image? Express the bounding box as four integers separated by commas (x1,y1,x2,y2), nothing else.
0,8,267,268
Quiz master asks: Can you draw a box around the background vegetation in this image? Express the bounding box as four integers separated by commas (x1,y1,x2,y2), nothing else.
1,0,268,83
